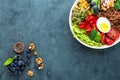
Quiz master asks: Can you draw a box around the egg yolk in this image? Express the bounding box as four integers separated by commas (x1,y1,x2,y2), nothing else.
98,23,109,32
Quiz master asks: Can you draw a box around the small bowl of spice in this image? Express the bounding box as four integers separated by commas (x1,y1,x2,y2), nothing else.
14,42,24,53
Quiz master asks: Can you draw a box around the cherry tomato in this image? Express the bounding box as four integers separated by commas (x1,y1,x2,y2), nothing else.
100,33,105,44
107,28,119,40
105,37,114,45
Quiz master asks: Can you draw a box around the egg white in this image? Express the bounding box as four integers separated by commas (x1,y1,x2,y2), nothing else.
97,17,111,33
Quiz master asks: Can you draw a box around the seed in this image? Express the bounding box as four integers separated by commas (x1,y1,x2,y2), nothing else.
33,51,38,56
28,43,35,51
38,63,44,70
35,58,42,64
28,70,34,77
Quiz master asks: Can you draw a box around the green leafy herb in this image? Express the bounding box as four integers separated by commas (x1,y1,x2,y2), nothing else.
3,56,16,66
90,28,97,40
115,0,120,10
90,28,101,42
95,31,101,42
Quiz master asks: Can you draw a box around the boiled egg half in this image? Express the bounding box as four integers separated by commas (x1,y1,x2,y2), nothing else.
97,17,111,33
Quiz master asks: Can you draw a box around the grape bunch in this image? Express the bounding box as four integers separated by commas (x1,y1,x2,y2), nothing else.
7,55,26,75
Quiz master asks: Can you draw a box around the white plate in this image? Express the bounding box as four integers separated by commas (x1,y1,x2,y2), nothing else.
69,0,120,49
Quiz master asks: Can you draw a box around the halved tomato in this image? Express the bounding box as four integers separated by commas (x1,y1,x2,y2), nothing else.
105,37,114,45
100,33,105,44
107,28,119,40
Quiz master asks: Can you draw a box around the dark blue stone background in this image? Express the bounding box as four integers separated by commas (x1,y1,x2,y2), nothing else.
0,0,120,80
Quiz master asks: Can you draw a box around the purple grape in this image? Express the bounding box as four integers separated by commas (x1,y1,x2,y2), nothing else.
27,53,32,58
18,57,22,60
93,5,98,13
16,66,20,70
21,66,25,71
14,64,17,67
22,62,25,66
26,49,31,53
12,67,16,73
18,60,23,66
14,60,18,64
10,63,14,67
8,67,13,72
14,71,18,75
18,71,22,75
91,2,96,6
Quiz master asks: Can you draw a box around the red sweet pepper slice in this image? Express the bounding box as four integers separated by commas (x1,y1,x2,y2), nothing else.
79,22,86,28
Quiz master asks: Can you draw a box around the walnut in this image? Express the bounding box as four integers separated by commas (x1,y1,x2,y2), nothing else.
38,63,44,70
29,43,35,51
36,58,42,64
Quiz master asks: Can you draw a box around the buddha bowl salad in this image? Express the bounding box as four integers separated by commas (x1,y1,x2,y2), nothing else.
71,0,120,47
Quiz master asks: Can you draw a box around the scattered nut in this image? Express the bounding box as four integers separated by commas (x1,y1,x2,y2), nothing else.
101,5,107,11
28,70,34,77
102,0,115,11
111,0,114,7
106,2,110,9
38,63,44,70
33,51,38,56
14,42,24,53
36,58,42,64
109,0,112,7
29,43,35,51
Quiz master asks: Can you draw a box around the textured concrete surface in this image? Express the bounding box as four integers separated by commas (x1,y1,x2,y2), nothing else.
0,0,120,80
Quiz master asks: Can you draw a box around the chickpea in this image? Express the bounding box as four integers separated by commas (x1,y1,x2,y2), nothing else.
28,70,34,77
